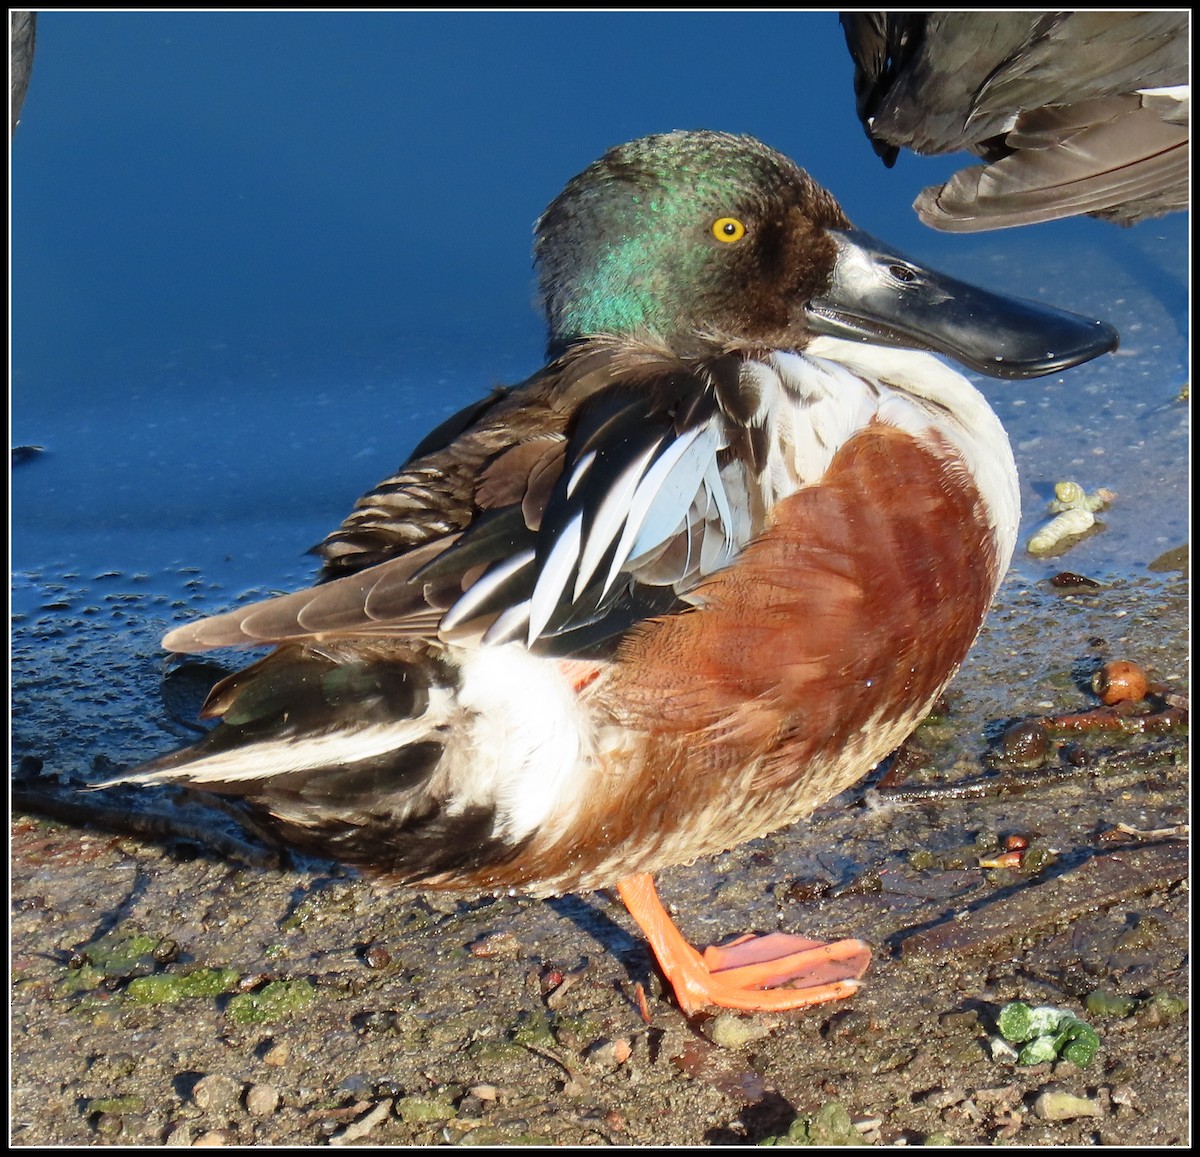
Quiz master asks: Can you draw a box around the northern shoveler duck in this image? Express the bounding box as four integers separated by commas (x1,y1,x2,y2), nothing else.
841,11,1189,231
109,131,1118,1014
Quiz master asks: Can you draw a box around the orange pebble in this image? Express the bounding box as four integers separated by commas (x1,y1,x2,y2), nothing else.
1092,660,1149,705
979,850,1024,869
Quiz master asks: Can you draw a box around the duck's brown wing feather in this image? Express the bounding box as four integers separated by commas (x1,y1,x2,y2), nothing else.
841,11,1189,230
163,341,756,659
915,94,1189,231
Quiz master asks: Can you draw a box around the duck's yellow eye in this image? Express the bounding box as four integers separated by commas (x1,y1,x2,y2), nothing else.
711,216,747,243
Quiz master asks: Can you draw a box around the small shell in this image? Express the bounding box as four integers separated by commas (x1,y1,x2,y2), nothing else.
1048,481,1115,514
1027,507,1095,554
1053,480,1087,506
978,850,1024,869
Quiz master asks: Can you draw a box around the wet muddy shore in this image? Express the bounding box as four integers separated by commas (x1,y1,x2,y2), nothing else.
11,564,1189,1146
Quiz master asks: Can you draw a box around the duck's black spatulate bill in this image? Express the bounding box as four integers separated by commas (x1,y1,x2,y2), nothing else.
806,228,1119,380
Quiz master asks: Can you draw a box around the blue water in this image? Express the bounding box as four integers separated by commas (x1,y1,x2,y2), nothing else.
11,13,1190,754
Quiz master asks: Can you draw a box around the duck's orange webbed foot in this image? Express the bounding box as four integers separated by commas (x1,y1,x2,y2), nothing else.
616,872,872,1016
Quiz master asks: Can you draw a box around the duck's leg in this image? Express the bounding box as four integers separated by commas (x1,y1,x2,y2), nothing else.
616,872,871,1016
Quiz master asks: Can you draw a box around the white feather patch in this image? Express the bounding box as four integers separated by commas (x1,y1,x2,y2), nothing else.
481,599,532,646
573,437,664,599
440,547,535,634
604,424,709,591
771,340,1020,573
453,645,591,841
565,448,597,498
628,426,719,558
527,511,583,644
111,689,455,786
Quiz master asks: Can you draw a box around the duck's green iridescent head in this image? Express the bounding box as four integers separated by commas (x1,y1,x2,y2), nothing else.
535,131,851,359
535,130,1119,378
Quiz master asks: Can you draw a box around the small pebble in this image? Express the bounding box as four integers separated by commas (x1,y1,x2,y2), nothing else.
262,1041,290,1067
163,1122,194,1146
1033,1088,1103,1120
938,1009,980,1032
394,1093,456,1124
1110,1084,1137,1109
979,849,1024,870
1050,571,1100,589
467,931,520,959
545,962,589,1008
920,1087,965,1110
244,1084,280,1117
11,443,46,464
330,1099,393,1146
1000,720,1050,767
88,1053,139,1081
153,938,181,964
16,755,46,780
1136,992,1188,1027
973,1085,1022,1108
705,1012,774,1049
584,1037,633,1067
824,1008,871,1041
192,1073,244,1112
1092,660,1148,705
193,1130,234,1146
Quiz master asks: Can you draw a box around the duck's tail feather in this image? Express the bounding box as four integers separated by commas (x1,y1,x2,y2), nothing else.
101,641,527,881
